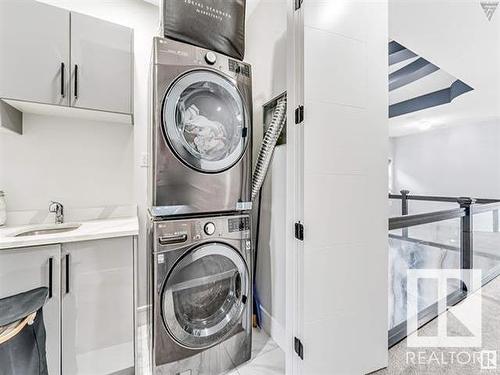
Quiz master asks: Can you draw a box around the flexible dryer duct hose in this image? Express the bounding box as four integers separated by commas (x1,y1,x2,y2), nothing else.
251,98,287,201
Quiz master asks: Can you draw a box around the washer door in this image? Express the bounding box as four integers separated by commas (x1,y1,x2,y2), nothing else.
162,70,249,173
162,243,249,349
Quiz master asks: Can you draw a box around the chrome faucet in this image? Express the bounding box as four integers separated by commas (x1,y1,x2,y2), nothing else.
49,201,64,224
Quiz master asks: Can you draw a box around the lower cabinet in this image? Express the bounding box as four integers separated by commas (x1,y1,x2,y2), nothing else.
0,245,61,375
62,237,135,375
0,236,135,375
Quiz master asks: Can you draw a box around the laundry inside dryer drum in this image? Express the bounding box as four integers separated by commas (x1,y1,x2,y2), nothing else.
161,243,249,349
163,71,248,173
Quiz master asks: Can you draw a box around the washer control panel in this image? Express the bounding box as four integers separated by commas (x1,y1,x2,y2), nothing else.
154,215,251,252
228,216,250,232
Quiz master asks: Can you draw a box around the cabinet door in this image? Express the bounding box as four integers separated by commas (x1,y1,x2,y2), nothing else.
0,245,61,375
0,0,70,105
62,237,134,375
70,12,133,114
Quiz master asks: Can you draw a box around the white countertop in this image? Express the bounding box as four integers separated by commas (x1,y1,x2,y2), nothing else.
0,217,138,250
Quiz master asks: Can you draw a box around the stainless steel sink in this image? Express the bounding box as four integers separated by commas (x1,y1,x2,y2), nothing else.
13,224,81,237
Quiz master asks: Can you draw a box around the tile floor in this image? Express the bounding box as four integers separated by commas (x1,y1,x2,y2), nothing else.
136,326,285,375
227,329,285,375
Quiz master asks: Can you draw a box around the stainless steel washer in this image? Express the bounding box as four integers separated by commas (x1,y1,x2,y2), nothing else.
149,37,253,217
151,214,252,375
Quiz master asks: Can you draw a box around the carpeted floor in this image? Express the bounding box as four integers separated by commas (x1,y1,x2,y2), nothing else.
375,275,500,374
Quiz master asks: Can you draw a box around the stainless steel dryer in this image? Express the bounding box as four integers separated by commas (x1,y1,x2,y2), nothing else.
151,214,252,375
149,37,253,217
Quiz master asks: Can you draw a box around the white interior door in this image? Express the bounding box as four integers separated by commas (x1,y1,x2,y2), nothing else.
287,1,389,374
0,245,61,375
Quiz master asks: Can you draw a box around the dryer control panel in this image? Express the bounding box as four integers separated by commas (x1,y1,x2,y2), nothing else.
228,216,250,232
228,59,251,77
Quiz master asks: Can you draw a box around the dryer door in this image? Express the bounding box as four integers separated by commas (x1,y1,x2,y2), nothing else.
161,242,249,349
162,70,249,173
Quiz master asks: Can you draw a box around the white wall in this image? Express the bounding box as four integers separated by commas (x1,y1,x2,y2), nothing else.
245,0,288,349
0,0,158,308
246,0,287,160
255,146,287,348
0,115,134,212
391,120,500,214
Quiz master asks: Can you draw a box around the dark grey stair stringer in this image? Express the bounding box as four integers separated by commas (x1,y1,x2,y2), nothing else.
389,57,440,91
389,80,473,118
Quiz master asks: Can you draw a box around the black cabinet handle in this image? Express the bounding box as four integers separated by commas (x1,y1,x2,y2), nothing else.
74,64,78,99
65,254,70,294
48,257,54,299
60,63,65,98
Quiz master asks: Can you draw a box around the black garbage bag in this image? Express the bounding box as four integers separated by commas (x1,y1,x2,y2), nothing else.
161,0,246,60
0,287,49,375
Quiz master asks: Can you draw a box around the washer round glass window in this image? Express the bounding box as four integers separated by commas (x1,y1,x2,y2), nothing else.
163,70,249,173
161,243,249,349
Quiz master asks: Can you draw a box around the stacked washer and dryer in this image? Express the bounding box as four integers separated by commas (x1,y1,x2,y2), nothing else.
148,37,254,375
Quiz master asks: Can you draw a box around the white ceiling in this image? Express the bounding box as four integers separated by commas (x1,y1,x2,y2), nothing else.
389,0,500,137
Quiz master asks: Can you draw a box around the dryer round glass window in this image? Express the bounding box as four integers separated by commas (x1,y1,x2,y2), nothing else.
162,70,249,173
162,243,249,349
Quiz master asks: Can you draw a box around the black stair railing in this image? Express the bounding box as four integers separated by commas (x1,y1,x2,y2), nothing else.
388,190,500,347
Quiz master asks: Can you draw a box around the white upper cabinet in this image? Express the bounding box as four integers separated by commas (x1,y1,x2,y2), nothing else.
70,13,133,115
0,0,134,134
0,0,70,106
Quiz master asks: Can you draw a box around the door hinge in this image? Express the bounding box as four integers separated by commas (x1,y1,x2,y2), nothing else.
294,337,304,359
294,222,304,241
295,105,304,124
295,0,304,11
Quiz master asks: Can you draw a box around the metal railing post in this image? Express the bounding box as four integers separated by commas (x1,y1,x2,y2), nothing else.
401,190,410,237
457,197,475,293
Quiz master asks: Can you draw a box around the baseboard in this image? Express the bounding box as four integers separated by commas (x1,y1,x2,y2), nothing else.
259,306,286,351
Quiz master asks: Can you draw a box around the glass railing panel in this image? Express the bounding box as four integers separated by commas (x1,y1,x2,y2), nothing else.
406,217,460,247
407,200,456,215
388,218,461,330
473,209,500,282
